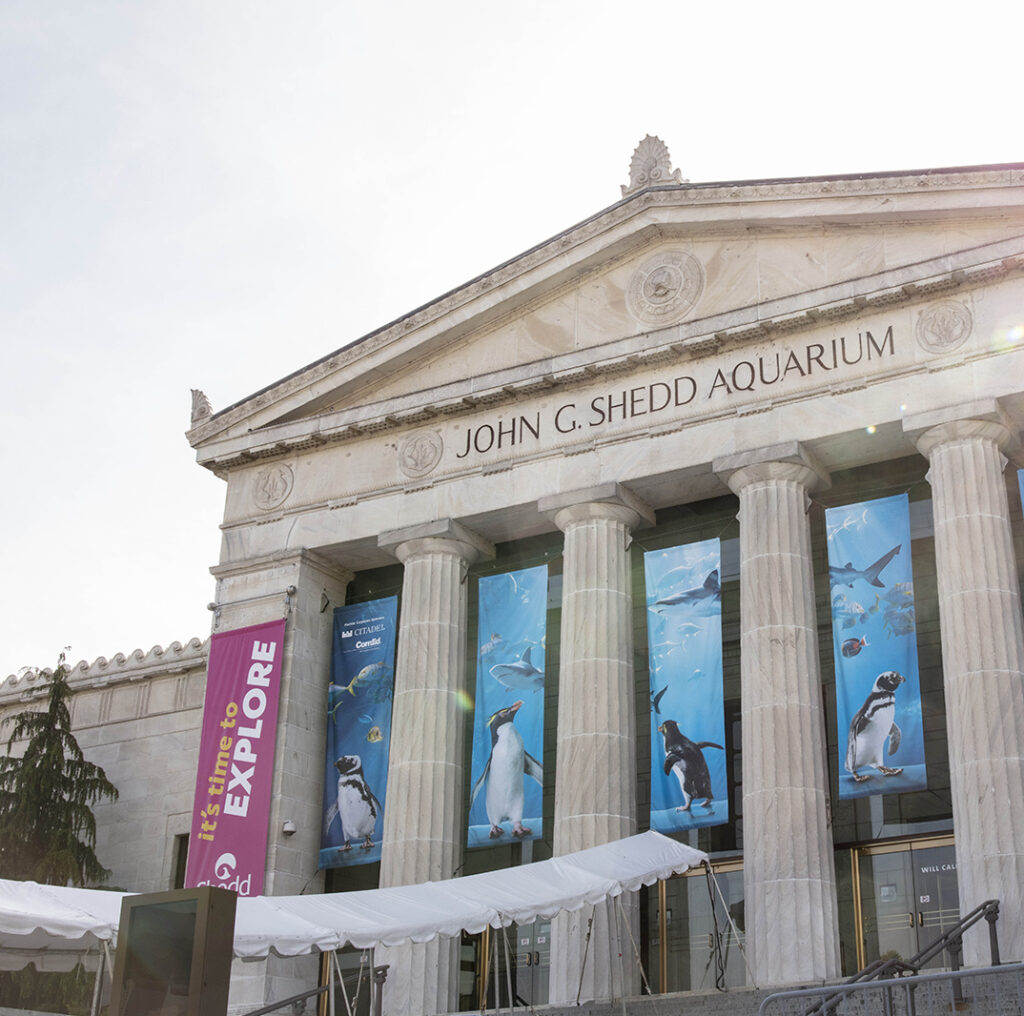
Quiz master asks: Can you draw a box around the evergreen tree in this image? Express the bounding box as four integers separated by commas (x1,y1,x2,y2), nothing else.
0,651,119,884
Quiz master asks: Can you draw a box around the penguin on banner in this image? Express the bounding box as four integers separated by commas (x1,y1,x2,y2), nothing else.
471,701,543,838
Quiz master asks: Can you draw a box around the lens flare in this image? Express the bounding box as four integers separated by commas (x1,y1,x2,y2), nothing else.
991,323,1024,352
865,425,877,435
455,689,474,713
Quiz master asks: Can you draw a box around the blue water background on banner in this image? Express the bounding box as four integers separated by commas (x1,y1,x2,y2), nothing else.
468,566,547,848
320,597,398,869
826,494,927,800
1018,468,1024,517
644,540,728,832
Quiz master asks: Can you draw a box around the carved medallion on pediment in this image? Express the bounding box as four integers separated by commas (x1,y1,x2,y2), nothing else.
253,463,294,511
627,250,705,326
915,300,972,354
398,429,444,478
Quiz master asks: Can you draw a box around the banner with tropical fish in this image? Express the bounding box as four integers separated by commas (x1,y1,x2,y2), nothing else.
320,596,399,869
826,494,926,800
644,539,728,832
467,565,548,849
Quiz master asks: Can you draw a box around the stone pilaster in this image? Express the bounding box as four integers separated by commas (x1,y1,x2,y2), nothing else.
907,401,1024,965
210,550,353,1016
376,519,494,1016
539,483,654,1004
713,443,840,986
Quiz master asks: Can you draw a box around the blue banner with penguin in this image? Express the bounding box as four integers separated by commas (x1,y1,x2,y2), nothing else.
320,596,398,869
468,565,547,849
827,494,927,800
644,539,728,832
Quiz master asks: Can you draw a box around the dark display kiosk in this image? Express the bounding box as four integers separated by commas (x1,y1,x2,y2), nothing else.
109,887,236,1016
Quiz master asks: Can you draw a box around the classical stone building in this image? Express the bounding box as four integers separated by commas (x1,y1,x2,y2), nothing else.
4,141,1024,1016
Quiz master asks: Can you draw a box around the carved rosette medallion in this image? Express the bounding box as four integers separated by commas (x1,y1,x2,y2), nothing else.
398,429,444,478
916,300,973,354
253,463,294,511
627,250,705,326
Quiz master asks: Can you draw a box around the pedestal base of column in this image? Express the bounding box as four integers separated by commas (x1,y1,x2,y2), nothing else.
378,937,460,1016
548,895,640,1005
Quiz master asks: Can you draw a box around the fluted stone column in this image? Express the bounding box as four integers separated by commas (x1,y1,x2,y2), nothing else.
713,443,841,986
539,483,654,1004
907,401,1024,965
376,519,494,1016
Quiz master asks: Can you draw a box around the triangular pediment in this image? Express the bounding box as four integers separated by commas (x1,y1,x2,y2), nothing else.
188,165,1024,471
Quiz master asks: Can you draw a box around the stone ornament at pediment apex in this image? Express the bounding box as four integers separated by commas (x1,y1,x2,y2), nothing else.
253,462,295,511
190,388,212,424
627,248,705,326
915,299,973,354
621,135,687,197
397,428,444,478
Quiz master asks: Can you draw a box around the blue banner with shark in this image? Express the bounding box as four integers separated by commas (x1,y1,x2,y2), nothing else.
320,596,398,869
826,494,926,800
1018,469,1024,518
468,565,547,849
644,539,728,832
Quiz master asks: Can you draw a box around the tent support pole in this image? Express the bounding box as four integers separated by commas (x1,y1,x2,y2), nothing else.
318,953,331,1016
705,861,757,988
328,950,336,1016
493,921,502,1014
575,906,595,1005
333,949,355,1016
658,880,668,994
89,947,106,1016
479,928,490,1014
502,926,514,1013
615,895,652,996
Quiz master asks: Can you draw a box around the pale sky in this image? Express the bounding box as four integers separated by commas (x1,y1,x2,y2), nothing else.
1,0,1018,677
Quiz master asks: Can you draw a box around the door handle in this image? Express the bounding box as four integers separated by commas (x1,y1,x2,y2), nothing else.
534,952,540,966
907,913,915,928
918,912,924,927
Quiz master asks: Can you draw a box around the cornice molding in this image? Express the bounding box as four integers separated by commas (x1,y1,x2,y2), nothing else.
0,637,209,703
193,238,1024,475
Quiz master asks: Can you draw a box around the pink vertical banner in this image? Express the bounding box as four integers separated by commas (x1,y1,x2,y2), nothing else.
184,618,286,896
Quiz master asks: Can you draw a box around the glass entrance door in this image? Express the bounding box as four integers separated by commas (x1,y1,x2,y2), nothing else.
855,837,958,969
650,860,747,993
513,919,550,1005
479,920,550,1009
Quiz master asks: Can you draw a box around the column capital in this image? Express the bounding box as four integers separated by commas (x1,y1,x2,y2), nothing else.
538,481,655,532
903,398,1021,460
713,441,830,496
377,517,494,565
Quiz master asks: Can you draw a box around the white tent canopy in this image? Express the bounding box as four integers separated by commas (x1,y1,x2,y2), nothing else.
0,832,708,969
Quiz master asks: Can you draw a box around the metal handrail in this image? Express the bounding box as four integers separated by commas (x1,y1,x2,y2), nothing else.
758,961,1024,1016
241,961,389,1016
802,899,1000,1015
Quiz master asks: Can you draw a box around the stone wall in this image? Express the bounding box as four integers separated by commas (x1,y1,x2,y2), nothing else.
0,639,208,893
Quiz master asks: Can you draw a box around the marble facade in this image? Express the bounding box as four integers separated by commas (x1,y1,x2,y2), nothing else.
4,146,1024,1014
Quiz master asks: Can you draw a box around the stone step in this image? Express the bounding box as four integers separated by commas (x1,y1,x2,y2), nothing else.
494,967,1024,1016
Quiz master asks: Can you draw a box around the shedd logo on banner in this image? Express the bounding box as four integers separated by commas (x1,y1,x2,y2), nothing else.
214,852,236,879
195,851,252,895
184,619,287,896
